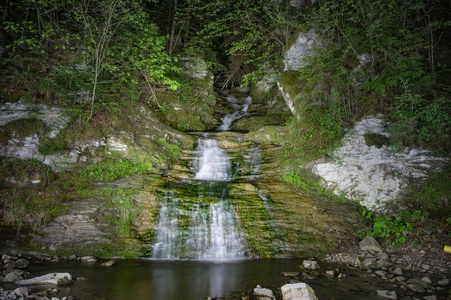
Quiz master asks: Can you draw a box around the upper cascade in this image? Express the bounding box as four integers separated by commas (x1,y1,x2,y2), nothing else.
217,93,252,132
193,138,231,181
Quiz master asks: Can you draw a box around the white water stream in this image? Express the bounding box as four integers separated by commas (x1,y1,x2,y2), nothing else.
152,93,256,259
217,94,252,132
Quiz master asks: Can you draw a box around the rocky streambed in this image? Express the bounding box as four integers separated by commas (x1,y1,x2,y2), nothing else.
1,235,449,300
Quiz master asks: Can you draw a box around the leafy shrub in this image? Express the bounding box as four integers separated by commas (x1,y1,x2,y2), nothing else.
412,168,451,216
389,88,451,153
282,104,347,165
362,209,427,246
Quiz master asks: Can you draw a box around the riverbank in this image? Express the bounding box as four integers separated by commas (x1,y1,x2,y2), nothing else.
1,232,449,300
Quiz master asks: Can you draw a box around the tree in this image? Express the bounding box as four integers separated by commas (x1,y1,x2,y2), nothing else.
71,0,139,120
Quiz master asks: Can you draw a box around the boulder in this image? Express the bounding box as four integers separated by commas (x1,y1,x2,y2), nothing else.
14,287,29,297
283,30,319,71
13,258,30,269
281,283,318,300
101,260,116,267
253,286,275,300
302,260,320,270
15,272,72,286
359,236,382,252
3,270,26,282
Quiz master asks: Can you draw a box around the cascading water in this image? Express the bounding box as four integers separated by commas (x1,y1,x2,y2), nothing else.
217,94,252,132
152,92,259,259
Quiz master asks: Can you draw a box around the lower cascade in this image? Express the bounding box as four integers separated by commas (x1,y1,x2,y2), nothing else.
152,134,248,259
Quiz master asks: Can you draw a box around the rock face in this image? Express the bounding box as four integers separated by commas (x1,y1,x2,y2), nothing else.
283,30,319,71
157,56,220,131
312,116,448,211
0,101,194,172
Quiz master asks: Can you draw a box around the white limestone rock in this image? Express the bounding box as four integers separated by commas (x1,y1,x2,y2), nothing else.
15,272,72,286
281,282,318,300
283,30,319,71
302,260,320,270
313,116,448,211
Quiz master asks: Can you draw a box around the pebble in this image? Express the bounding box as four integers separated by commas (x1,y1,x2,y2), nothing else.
437,278,449,286
393,267,403,276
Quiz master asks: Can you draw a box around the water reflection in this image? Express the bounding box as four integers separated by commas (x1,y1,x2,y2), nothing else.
25,259,302,299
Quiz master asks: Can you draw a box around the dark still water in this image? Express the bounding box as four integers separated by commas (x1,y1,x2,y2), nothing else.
19,258,389,300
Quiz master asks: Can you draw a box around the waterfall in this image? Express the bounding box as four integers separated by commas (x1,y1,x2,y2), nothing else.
152,136,246,259
217,94,252,132
193,138,231,181
152,92,258,260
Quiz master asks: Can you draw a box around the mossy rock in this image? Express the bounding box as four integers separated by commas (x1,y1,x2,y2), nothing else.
0,118,50,143
232,115,288,132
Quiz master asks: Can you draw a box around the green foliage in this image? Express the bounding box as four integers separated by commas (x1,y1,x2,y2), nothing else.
77,155,153,182
199,0,298,87
282,104,347,165
282,169,348,204
0,158,61,231
361,209,427,246
38,140,71,155
0,118,50,143
94,189,137,237
411,168,451,216
388,87,451,153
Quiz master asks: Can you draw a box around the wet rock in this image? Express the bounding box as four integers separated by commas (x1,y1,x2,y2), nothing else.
393,267,403,276
407,283,426,293
302,260,320,270
253,286,275,300
14,287,29,297
13,258,29,269
3,270,26,282
420,277,432,285
281,272,299,277
376,290,397,299
80,256,97,263
101,260,116,267
362,257,377,267
359,236,382,252
16,272,72,286
325,270,335,278
423,296,437,300
375,270,387,278
281,282,318,300
437,278,449,286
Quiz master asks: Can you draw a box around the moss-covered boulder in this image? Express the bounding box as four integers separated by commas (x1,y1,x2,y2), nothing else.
155,56,221,131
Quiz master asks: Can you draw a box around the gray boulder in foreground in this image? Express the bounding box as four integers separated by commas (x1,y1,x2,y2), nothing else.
15,272,72,286
281,282,318,300
359,236,382,252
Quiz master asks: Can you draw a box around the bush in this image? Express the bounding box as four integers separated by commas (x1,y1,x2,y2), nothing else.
389,88,451,153
361,209,427,246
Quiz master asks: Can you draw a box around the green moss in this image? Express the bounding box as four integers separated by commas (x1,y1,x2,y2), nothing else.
0,158,66,231
38,139,71,155
411,167,451,219
0,118,50,143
